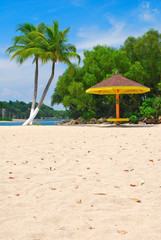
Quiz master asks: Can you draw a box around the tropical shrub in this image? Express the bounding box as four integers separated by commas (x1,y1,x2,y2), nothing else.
139,98,156,118
130,115,138,123
81,109,96,120
152,96,161,118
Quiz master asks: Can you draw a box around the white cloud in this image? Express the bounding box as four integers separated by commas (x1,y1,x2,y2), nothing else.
75,4,161,52
0,57,66,109
138,1,160,22
140,12,154,21
76,18,127,50
141,1,150,9
0,88,22,98
0,88,11,97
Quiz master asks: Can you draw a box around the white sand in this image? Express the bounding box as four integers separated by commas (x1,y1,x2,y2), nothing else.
0,124,161,240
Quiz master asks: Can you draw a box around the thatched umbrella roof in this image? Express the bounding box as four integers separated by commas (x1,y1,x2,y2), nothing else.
86,71,150,95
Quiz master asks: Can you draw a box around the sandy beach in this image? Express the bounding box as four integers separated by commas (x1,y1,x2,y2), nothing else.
0,124,161,240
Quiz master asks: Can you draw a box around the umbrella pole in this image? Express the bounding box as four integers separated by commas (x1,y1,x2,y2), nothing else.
116,93,120,124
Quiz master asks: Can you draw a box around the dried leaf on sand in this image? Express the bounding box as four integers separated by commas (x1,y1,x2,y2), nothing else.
94,193,106,195
89,226,93,229
130,198,141,203
117,230,128,234
130,184,137,187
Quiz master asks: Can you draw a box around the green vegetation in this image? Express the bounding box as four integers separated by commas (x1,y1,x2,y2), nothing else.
0,101,67,119
139,98,155,118
130,115,138,124
0,118,12,121
139,97,161,118
153,97,161,118
52,29,161,120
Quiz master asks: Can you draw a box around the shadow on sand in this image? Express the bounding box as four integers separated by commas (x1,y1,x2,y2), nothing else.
96,124,156,128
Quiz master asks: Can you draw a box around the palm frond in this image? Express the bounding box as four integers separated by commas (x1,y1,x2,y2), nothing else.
13,35,33,45
53,20,59,36
34,37,50,50
23,47,43,56
62,44,77,52
7,20,80,68
28,31,48,42
6,45,24,54
10,49,26,61
62,27,71,37
45,26,54,40
58,52,81,66
16,23,35,33
37,22,46,33
41,52,55,64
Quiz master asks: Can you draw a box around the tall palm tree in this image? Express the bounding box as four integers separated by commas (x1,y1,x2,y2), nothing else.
6,23,45,123
23,20,80,125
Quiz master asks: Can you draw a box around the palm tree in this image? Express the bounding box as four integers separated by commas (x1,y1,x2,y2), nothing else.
23,20,80,125
6,23,45,123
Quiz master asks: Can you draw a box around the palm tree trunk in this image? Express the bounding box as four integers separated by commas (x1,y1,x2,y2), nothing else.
23,62,55,126
29,58,39,124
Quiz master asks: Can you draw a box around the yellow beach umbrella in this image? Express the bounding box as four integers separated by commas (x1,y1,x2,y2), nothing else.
86,70,150,124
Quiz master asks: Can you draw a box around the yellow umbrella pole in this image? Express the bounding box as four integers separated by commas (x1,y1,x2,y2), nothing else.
116,91,120,119
116,89,120,125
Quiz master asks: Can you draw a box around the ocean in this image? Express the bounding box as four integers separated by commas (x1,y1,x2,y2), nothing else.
0,119,64,126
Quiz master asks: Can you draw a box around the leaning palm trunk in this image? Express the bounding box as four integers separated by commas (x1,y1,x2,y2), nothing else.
23,62,55,125
29,58,39,124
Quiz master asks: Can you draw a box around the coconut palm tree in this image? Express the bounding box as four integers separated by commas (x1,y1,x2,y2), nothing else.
6,23,45,123
23,20,80,125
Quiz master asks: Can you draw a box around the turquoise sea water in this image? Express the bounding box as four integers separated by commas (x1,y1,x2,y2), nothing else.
0,120,62,126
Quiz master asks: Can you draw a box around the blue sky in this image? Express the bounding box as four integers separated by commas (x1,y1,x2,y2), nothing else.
0,0,161,110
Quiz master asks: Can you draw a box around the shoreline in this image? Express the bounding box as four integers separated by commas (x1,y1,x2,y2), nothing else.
1,116,160,125
0,120,159,127
0,118,71,123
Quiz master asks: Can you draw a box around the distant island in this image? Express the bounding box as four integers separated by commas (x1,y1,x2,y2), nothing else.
0,100,67,120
